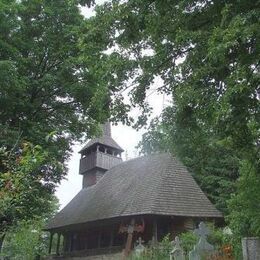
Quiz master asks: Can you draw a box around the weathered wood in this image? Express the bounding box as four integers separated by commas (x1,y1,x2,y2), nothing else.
97,229,102,248
109,230,114,247
48,233,53,254
69,233,73,252
56,233,61,255
79,151,122,174
153,218,158,243
124,218,135,257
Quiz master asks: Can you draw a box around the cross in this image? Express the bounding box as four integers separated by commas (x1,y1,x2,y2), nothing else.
135,237,145,256
173,236,181,248
194,222,210,239
170,236,184,260
119,218,145,258
194,222,214,253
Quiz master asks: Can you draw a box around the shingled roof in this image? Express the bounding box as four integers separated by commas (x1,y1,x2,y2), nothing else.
79,136,124,153
47,153,222,230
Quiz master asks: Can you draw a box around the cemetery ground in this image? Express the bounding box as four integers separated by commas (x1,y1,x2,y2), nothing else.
0,221,240,259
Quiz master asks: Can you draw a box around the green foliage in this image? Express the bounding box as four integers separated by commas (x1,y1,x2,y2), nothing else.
179,225,231,256
0,142,59,245
86,0,259,221
129,235,172,260
179,231,198,255
1,219,50,260
89,0,258,254
86,0,259,138
228,159,260,237
0,0,125,192
130,226,233,260
0,0,109,157
0,0,134,247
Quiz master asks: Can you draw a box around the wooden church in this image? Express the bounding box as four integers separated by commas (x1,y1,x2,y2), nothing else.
46,123,222,259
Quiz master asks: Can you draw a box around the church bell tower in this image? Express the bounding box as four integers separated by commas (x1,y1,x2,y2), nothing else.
79,122,124,188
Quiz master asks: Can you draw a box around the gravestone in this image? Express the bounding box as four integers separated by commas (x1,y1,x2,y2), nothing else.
242,237,260,260
134,237,145,257
189,246,200,260
170,236,185,260
189,222,214,260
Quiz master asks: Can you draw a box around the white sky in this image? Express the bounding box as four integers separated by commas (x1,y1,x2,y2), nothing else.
56,84,169,209
55,1,171,209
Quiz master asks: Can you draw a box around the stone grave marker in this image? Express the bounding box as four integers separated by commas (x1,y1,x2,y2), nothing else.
242,237,260,260
189,245,200,260
134,237,145,257
170,236,185,260
189,222,214,260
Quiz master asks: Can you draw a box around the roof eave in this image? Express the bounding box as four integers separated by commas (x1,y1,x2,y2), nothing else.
78,142,124,154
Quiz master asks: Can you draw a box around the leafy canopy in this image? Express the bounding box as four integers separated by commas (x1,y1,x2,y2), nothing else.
0,0,128,227
0,0,108,242
0,0,127,167
85,0,260,239
84,0,259,147
0,143,59,240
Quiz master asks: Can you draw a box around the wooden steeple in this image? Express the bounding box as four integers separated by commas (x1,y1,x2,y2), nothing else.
79,122,123,188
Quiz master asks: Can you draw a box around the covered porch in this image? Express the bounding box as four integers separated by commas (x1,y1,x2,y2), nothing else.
47,214,199,258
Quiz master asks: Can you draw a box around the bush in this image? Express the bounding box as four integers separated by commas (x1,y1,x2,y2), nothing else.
179,231,198,256
129,235,172,260
130,224,235,260
0,220,49,260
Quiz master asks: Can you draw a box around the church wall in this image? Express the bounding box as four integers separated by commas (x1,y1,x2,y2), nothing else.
50,215,217,259
82,169,106,188
82,172,96,188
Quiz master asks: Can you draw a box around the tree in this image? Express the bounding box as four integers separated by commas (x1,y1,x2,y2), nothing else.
0,0,123,243
0,0,110,159
1,217,57,259
83,0,259,150
82,0,260,240
228,160,260,239
0,142,59,250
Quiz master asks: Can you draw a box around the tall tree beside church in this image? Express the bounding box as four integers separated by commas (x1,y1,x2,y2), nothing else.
0,0,109,162
0,0,106,247
81,0,260,239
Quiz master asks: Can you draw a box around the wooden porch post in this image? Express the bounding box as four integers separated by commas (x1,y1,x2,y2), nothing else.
97,229,102,248
48,233,53,255
124,218,135,257
109,229,114,247
153,218,158,243
56,233,61,255
69,233,73,252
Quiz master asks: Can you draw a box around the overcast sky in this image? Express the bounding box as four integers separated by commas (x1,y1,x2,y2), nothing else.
56,84,168,209
55,1,171,209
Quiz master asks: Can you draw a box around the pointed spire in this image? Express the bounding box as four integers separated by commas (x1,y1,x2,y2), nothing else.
102,121,111,137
